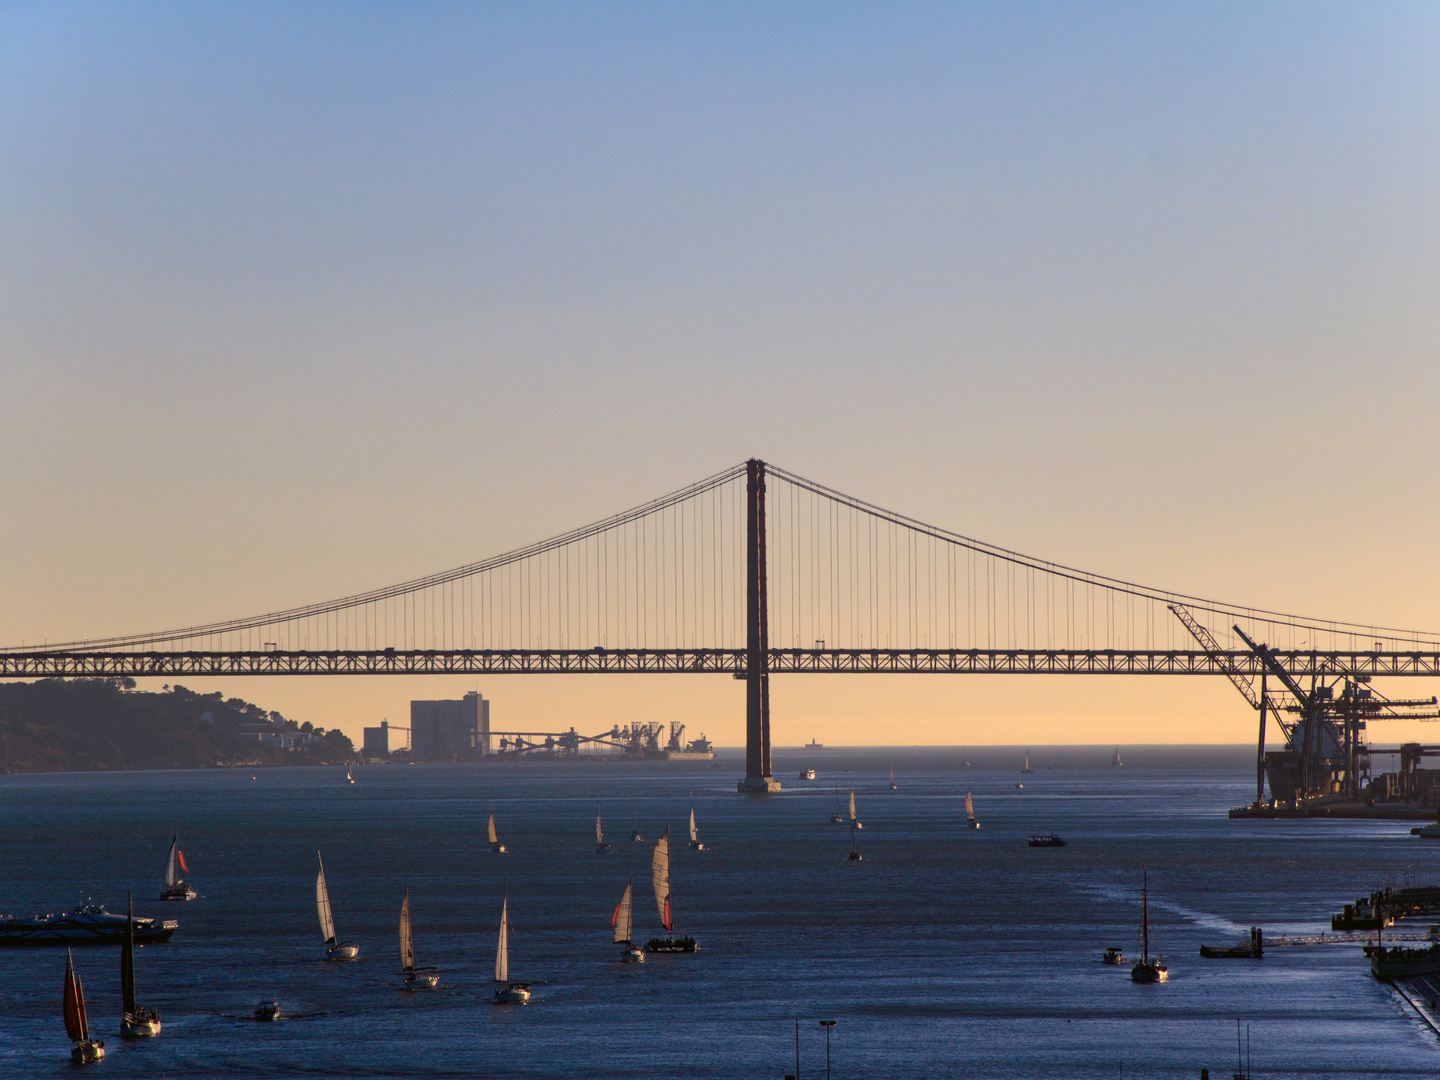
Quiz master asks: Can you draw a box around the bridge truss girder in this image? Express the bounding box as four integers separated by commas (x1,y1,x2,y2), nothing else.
4,648,1440,679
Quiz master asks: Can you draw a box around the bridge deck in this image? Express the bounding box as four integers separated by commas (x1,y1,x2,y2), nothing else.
3,648,1438,678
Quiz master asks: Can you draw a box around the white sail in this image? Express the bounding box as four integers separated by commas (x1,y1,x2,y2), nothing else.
316,854,336,943
849,790,857,821
613,882,633,944
596,812,604,845
1024,750,1031,770
399,890,414,973
965,789,976,821
165,835,179,888
689,807,698,844
488,813,499,845
651,829,671,931
495,894,509,982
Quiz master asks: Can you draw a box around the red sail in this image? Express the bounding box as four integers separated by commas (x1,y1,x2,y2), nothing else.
178,849,189,873
63,950,86,1041
663,898,672,933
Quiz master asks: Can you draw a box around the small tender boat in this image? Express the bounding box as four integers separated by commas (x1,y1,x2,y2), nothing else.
1027,834,1066,847
688,804,705,851
848,790,863,830
1130,866,1169,983
254,1000,280,1021
889,768,897,791
612,880,645,963
1021,750,1034,774
399,888,439,990
316,853,359,961
64,947,105,1063
493,884,531,1003
119,893,161,1037
965,789,980,830
848,823,863,862
799,768,816,780
595,810,612,853
488,811,507,854
159,824,197,901
1102,946,1124,965
645,829,698,953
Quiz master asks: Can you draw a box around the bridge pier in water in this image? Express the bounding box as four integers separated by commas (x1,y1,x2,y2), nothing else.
738,458,780,794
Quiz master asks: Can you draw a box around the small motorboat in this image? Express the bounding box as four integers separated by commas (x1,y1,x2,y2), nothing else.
1027,834,1066,848
254,1000,280,1021
494,883,532,1003
612,881,645,963
1102,946,1124,965
799,768,816,780
119,893,161,1037
63,947,105,1063
316,853,359,961
399,889,439,990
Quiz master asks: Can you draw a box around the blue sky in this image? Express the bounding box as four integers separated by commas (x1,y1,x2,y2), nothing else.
2,3,1437,743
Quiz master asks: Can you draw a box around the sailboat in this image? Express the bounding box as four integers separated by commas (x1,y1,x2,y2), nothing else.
848,790,863,830
1021,750,1034,774
488,811,507,854
493,883,531,1003
965,789,980,829
848,822,863,862
399,888,439,990
1130,866,1168,983
889,768,898,791
595,809,612,853
159,823,196,901
346,766,355,783
829,784,844,823
688,802,705,851
645,828,696,953
63,948,105,1063
1112,748,1124,767
611,880,645,962
120,893,161,1037
630,802,643,843
316,853,359,961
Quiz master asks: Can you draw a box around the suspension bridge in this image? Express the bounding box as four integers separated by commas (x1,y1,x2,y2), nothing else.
3,459,1438,794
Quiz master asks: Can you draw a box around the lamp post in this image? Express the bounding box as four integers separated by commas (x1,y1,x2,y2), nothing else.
818,1020,836,1080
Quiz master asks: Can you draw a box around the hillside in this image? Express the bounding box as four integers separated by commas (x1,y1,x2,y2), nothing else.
0,679,354,773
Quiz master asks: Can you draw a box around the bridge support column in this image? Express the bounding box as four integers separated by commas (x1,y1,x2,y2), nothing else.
738,458,780,794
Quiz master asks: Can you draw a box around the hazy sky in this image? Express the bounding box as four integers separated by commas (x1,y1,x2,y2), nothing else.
3,3,1438,748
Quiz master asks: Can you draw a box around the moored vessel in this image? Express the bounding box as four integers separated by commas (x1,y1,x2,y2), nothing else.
63,947,105,1063
316,853,359,961
612,880,645,962
159,824,196,901
400,888,439,990
119,893,161,1037
494,883,532,1003
1367,942,1440,979
1130,867,1169,983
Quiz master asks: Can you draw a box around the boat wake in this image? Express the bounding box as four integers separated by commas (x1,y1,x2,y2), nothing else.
1077,882,1245,936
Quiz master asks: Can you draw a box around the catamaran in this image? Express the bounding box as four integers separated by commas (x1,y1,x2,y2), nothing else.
848,790,863,830
316,853,359,961
645,828,696,953
965,789,980,829
488,811,507,854
595,810,612,853
611,881,645,962
120,893,160,1037
159,824,196,901
1130,866,1168,984
688,803,705,851
399,888,438,990
63,947,105,1063
1021,750,1034,774
493,884,531,1003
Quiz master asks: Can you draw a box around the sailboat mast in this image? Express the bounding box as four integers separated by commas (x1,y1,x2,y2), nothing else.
1141,867,1150,964
122,892,136,1016
495,883,509,982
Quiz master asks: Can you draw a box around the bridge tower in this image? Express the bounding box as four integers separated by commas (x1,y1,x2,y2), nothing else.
738,458,781,793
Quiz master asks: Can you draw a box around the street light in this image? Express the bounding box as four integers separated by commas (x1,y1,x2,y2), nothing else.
818,1020,836,1080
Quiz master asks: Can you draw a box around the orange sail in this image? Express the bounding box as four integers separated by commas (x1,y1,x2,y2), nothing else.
63,948,88,1042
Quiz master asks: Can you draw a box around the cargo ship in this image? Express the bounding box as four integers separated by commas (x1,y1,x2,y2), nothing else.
1,904,178,946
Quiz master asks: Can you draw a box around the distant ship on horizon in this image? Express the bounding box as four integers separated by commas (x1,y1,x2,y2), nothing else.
804,739,824,751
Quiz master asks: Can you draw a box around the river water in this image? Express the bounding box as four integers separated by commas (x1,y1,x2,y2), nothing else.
1,746,1436,1078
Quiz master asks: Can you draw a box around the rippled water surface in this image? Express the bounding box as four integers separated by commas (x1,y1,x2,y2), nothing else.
1,746,1437,1078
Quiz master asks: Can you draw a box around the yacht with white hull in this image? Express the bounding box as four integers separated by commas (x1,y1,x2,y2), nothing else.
611,881,645,962
316,853,359,961
494,884,531,1003
119,893,161,1037
63,948,105,1063
399,889,438,989
1,905,177,947
159,826,196,901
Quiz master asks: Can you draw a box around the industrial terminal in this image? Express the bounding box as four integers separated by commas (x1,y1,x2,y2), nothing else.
361,692,712,763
